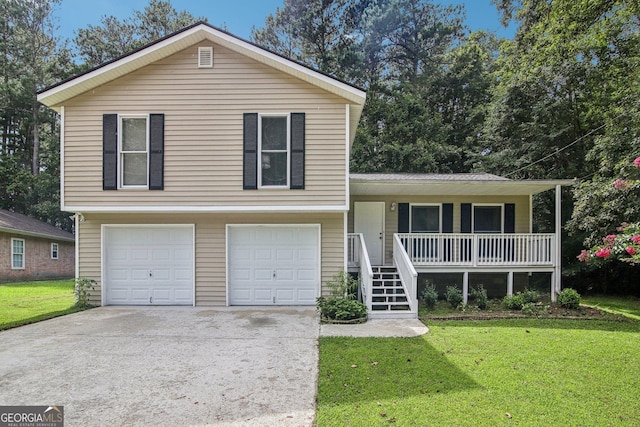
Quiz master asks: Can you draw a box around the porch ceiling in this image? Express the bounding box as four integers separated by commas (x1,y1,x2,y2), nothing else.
350,174,574,196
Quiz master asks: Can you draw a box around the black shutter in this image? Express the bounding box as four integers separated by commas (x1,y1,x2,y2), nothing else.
504,203,515,233
103,114,118,190
461,203,472,233
149,114,164,190
243,113,258,189
442,203,453,233
290,112,305,189
398,203,409,232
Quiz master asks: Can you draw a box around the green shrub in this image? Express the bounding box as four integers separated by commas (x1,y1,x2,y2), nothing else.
469,285,488,310
521,302,542,316
325,271,360,299
558,288,581,309
522,289,540,304
445,286,464,309
74,277,96,308
503,293,525,310
317,297,367,321
420,281,439,309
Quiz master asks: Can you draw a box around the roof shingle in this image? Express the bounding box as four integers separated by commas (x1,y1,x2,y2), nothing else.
0,209,74,242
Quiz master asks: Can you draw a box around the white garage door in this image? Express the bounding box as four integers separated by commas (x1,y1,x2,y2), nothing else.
104,226,194,305
228,225,320,305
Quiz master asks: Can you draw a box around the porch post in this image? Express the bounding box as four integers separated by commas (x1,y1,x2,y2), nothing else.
554,184,562,302
463,271,469,305
507,271,513,296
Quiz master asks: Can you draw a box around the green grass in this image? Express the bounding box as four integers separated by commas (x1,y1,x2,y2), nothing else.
582,295,640,321
0,279,85,330
317,319,640,426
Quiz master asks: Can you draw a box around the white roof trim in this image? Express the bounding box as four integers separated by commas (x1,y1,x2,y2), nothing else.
62,204,349,214
37,24,366,109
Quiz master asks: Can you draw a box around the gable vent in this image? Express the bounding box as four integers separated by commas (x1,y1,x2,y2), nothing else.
198,47,213,68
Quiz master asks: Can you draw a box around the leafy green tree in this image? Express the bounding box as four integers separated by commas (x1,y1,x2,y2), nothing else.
74,0,205,68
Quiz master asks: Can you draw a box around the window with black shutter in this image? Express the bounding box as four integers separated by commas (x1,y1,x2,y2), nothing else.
243,112,305,190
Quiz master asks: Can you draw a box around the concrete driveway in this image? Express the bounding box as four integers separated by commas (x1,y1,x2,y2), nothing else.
0,307,319,426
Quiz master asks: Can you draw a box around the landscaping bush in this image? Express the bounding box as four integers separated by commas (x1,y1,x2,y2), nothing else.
445,286,464,309
317,297,367,321
503,293,525,310
317,271,367,321
469,285,488,310
558,288,581,309
74,277,96,308
521,302,542,316
522,289,540,304
420,281,439,309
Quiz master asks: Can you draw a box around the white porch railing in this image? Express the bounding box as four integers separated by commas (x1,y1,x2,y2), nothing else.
350,233,373,312
395,233,556,267
347,233,359,269
393,234,418,314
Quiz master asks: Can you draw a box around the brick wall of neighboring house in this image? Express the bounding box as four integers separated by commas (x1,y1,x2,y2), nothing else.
0,232,75,282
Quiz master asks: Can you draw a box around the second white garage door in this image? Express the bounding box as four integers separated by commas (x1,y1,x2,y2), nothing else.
227,225,320,305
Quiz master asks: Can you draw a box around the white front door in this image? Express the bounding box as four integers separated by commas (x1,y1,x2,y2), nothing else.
227,225,320,305
354,202,385,265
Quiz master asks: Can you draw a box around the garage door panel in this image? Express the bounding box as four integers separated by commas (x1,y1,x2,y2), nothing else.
255,269,272,281
105,226,193,306
228,225,319,306
254,288,274,303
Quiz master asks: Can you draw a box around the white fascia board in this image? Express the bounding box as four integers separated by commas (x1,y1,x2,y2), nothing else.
61,205,349,214
38,24,366,108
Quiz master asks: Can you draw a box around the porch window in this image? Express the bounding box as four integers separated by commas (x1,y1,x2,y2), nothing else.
474,205,503,233
410,205,441,259
410,205,440,233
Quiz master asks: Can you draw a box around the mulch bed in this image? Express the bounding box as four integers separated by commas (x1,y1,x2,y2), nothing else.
421,304,634,322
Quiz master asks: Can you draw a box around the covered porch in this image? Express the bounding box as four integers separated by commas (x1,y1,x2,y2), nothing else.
347,173,574,318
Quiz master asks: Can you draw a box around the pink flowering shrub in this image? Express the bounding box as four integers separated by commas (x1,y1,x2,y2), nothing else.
579,222,640,264
580,156,640,265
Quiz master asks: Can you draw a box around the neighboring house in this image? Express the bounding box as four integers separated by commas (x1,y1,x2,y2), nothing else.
0,209,74,282
37,23,572,317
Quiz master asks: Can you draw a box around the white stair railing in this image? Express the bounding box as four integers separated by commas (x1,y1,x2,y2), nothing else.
393,234,418,314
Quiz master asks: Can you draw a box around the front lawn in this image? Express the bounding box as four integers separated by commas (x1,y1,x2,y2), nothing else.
582,295,640,321
0,279,84,330
317,319,640,426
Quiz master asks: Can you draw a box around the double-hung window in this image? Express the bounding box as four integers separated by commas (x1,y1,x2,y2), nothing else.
259,115,289,187
11,238,25,269
103,113,164,191
120,116,149,188
243,112,305,190
410,205,441,233
51,242,59,260
473,205,503,233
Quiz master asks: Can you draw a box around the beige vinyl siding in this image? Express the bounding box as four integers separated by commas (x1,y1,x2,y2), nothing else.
62,42,348,208
349,195,530,263
78,213,344,306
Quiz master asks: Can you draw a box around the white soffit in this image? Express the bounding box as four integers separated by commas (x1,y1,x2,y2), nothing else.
37,24,366,117
350,179,575,196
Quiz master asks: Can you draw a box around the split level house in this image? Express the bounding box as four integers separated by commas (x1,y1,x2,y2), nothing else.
37,23,572,318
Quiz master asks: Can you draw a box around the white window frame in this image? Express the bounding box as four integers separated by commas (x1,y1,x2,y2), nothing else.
11,238,25,270
410,203,442,233
472,203,504,234
258,113,290,189
118,114,149,189
51,242,59,260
